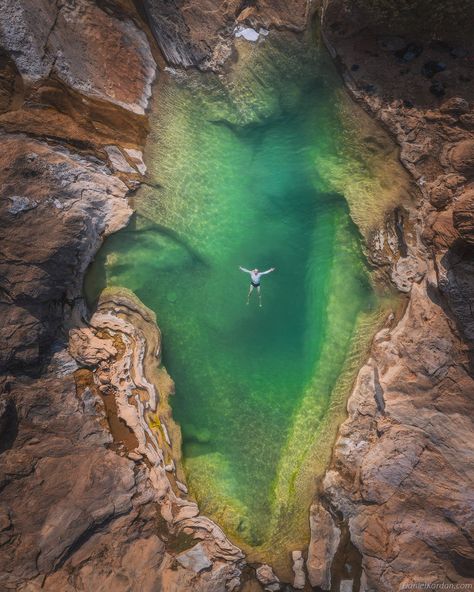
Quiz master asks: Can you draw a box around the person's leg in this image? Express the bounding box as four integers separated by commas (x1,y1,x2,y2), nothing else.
247,285,253,304
257,286,262,307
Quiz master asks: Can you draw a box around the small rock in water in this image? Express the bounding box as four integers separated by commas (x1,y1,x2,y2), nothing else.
340,579,354,592
403,99,414,109
421,60,446,78
351,64,359,71
291,550,305,589
395,42,423,62
430,80,446,97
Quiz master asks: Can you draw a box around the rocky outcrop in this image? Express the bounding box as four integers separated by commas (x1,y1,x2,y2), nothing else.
307,502,341,589
313,3,474,590
0,1,247,590
3,0,473,590
0,0,154,150
453,185,474,243
0,289,243,590
0,134,131,372
142,0,309,69
0,0,155,113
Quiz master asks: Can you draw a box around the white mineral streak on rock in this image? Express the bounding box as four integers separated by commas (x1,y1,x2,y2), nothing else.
234,26,268,42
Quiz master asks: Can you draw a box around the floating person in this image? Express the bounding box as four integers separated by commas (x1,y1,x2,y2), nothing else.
239,266,276,307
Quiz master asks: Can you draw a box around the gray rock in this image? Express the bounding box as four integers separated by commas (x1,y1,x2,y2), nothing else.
307,503,340,590
291,550,305,589
176,543,212,573
7,195,38,215
340,580,353,592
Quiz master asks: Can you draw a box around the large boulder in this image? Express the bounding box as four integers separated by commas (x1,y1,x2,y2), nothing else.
450,140,474,177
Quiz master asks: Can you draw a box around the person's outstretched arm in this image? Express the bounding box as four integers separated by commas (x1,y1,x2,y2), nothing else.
260,267,276,275
239,266,251,274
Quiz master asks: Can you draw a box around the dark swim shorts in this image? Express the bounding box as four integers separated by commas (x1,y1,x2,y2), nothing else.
251,281,260,288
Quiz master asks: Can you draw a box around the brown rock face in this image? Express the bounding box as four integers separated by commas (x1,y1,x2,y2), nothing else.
0,1,249,590
450,140,474,177
0,0,155,150
320,3,474,589
0,0,155,113
0,134,131,371
0,288,244,591
142,0,308,69
453,186,474,243
306,503,341,590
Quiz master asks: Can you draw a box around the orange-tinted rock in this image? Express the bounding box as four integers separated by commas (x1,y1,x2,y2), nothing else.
453,186,474,244
0,134,131,371
50,1,156,114
0,0,156,114
450,140,474,177
142,0,308,69
307,503,340,590
320,4,474,588
439,97,470,116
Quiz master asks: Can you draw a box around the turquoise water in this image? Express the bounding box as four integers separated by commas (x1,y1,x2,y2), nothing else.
86,33,381,558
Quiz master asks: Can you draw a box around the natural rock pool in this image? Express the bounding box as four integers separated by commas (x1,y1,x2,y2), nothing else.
86,31,406,564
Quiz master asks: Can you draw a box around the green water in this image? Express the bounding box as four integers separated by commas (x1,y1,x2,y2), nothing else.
86,33,384,558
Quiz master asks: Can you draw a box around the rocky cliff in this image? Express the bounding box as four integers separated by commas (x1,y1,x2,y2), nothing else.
1,0,473,591
308,2,474,590
0,1,244,590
